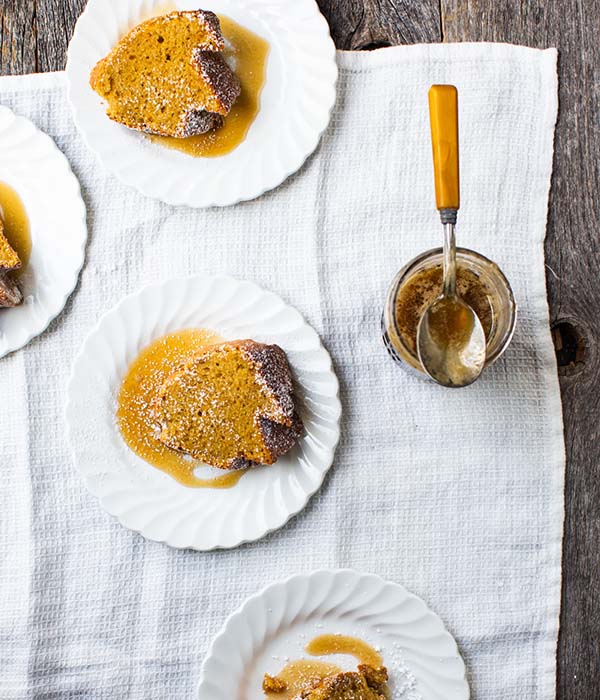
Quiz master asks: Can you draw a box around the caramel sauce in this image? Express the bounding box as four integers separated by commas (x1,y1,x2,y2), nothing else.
305,634,383,667
116,328,248,489
424,298,478,352
264,635,382,699
395,265,495,356
153,15,269,158
0,181,31,278
264,661,343,700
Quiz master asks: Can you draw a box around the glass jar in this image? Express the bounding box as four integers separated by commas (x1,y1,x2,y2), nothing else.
382,247,517,377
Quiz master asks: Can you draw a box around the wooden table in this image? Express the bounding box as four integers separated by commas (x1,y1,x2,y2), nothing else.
1,1,598,696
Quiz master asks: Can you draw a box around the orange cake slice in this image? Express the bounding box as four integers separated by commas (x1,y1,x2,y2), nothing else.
152,340,303,469
291,666,389,700
0,219,22,307
90,10,241,137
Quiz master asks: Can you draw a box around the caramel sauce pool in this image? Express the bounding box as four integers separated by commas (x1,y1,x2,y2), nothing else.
153,16,269,158
0,181,31,277
305,634,383,667
264,635,382,699
116,328,248,489
395,264,495,356
265,661,343,700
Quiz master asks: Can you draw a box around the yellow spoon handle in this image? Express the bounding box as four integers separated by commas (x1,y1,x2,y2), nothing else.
428,84,460,212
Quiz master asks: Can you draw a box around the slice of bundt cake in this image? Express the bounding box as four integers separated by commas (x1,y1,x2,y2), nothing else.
152,340,303,469
90,10,241,137
0,219,22,307
292,666,389,700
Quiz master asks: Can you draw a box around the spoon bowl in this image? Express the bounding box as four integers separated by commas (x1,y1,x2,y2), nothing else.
417,295,486,387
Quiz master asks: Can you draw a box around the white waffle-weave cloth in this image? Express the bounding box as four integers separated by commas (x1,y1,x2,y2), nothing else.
0,43,562,699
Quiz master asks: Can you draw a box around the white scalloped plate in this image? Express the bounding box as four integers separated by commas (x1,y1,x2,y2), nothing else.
0,106,87,358
199,570,470,700
66,0,338,207
65,276,341,550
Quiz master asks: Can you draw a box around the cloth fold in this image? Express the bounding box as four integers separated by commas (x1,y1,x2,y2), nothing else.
0,43,562,700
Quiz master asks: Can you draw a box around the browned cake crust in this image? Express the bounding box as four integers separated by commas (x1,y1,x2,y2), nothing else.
90,10,241,137
292,666,389,700
0,219,22,308
180,109,224,137
152,340,303,470
0,274,22,307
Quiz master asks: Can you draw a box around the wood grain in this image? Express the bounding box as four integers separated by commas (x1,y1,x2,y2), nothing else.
1,0,599,697
317,0,440,48
0,0,85,74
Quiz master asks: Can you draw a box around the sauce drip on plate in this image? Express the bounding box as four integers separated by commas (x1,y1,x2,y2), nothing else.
305,634,383,667
117,328,248,489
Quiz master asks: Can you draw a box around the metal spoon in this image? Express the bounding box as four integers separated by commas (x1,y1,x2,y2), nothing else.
417,85,486,388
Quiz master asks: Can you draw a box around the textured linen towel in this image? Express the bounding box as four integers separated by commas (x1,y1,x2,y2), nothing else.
0,43,562,699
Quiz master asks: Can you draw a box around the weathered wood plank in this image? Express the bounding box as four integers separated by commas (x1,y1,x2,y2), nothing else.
441,5,600,696
35,0,86,73
0,0,37,75
0,0,85,74
317,0,440,48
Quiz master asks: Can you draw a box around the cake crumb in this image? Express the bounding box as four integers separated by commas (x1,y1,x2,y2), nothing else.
263,674,288,693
